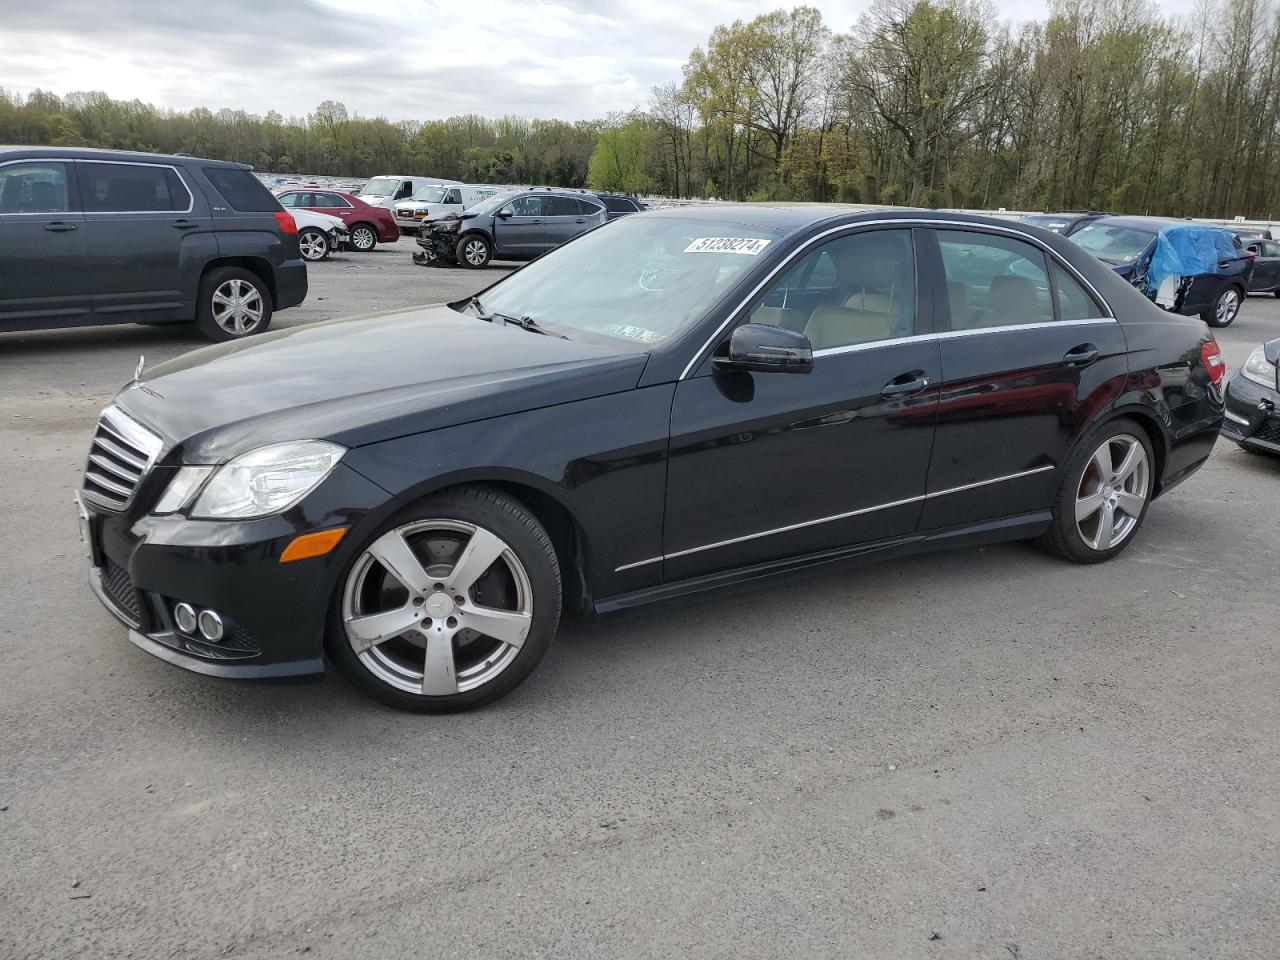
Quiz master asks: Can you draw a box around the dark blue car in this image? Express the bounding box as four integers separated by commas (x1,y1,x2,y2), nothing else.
1068,216,1253,327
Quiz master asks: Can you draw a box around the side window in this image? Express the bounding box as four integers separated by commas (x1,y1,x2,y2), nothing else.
1247,243,1262,256
0,161,71,213
80,163,190,213
444,189,462,205
576,198,604,217
278,192,301,207
314,193,341,208
1266,241,1280,257
203,167,281,212
937,230,1054,330
395,181,413,199
545,196,580,217
602,196,634,213
747,229,916,350
1053,263,1107,320
508,196,544,217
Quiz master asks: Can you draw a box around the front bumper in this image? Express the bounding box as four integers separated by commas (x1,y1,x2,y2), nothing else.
80,463,392,680
1221,372,1280,453
413,227,458,265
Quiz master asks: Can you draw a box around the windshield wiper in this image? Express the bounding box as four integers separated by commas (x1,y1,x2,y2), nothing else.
466,296,492,320
505,314,569,339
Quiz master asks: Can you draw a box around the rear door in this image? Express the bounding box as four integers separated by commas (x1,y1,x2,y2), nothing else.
0,158,91,330
76,160,211,323
539,195,586,253
920,227,1126,530
1248,241,1280,290
311,191,356,229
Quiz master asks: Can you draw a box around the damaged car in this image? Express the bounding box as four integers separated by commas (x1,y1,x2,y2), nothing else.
414,189,608,268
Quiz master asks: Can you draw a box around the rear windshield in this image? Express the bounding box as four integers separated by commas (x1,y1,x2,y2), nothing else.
203,168,281,212
1070,222,1156,265
409,186,448,202
602,197,638,213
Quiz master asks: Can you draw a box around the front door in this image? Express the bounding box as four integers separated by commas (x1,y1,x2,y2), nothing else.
76,160,210,324
0,159,90,330
662,227,941,582
919,227,1129,529
493,195,547,259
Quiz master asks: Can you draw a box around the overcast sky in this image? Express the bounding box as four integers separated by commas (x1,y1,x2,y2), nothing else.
3,0,1198,122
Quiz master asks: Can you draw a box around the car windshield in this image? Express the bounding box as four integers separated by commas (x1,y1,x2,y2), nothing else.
410,186,448,202
360,177,399,197
1071,223,1156,264
468,216,786,347
464,193,517,216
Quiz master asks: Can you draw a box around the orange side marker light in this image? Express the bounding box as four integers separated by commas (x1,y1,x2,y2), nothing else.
280,527,347,563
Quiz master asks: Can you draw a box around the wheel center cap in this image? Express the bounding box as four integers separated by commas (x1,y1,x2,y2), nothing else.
425,592,455,618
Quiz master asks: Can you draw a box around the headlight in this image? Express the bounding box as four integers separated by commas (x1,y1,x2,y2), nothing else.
1241,346,1278,388
189,441,345,519
153,466,215,514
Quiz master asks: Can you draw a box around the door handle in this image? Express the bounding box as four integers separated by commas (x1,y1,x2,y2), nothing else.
575,218,585,223
43,221,77,232
881,371,931,399
171,219,199,229
1063,343,1099,366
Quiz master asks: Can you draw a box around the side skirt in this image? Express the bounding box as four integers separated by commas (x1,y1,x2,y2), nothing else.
594,511,1052,615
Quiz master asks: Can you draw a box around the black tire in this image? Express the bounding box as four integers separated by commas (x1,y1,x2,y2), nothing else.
456,234,492,269
350,223,378,251
326,486,562,713
1035,417,1155,564
1273,290,1280,299
1203,284,1242,327
298,227,330,262
194,266,273,342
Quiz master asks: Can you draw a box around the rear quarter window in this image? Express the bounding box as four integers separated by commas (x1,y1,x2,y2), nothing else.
602,197,637,213
203,168,281,212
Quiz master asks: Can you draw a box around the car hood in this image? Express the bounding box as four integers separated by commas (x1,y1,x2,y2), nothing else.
116,306,649,463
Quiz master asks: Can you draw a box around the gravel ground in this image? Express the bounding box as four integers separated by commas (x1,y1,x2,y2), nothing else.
2,247,1279,960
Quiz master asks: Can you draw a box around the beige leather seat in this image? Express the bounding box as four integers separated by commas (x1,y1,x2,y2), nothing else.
958,275,1040,329
804,305,897,350
750,306,806,331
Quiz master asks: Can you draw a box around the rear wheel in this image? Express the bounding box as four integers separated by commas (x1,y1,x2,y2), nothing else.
1204,285,1242,327
194,267,273,342
298,227,330,262
1036,419,1154,563
350,224,377,251
456,234,492,269
327,487,561,712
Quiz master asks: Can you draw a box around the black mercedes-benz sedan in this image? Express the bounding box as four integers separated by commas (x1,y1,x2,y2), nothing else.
1220,337,1280,454
78,207,1225,711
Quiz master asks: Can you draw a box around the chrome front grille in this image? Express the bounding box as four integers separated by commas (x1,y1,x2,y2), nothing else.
81,406,163,512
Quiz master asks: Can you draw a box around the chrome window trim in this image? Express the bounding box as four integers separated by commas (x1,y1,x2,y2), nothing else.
678,217,1116,380
613,463,1055,570
809,317,1120,358
75,158,195,215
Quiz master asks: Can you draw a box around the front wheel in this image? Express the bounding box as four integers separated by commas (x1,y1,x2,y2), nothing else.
1204,285,1242,327
298,227,330,262
327,487,562,712
350,224,377,251
456,234,492,269
1036,419,1154,563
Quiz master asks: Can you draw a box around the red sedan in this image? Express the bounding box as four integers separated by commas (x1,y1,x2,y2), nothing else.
275,189,398,251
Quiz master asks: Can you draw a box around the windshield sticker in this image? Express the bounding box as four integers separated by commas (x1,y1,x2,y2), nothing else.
606,324,663,343
684,237,771,256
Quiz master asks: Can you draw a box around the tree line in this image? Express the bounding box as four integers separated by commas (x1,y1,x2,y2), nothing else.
4,0,1280,218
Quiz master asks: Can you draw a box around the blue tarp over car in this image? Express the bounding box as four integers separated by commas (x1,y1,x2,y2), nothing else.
1144,224,1238,296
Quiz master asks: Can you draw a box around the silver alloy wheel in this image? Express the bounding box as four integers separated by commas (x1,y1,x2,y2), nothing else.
1216,287,1240,325
351,225,376,250
462,238,488,266
210,278,265,336
1075,434,1150,551
299,229,328,261
342,519,533,696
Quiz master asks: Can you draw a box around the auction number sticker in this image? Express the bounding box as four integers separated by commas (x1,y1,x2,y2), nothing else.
684,237,772,255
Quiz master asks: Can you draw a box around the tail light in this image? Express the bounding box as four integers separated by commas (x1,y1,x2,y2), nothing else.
1201,340,1225,384
274,210,298,235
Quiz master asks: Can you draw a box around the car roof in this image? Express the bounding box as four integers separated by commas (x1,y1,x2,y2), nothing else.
0,145,248,168
635,203,1045,238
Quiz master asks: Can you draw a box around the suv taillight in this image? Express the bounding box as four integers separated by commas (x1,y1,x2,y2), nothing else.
1201,340,1225,384
274,210,298,235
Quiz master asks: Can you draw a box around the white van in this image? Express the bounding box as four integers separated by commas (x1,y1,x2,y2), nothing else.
393,184,504,234
356,175,462,210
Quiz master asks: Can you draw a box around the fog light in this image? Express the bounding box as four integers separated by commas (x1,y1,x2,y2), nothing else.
197,609,224,642
174,602,197,634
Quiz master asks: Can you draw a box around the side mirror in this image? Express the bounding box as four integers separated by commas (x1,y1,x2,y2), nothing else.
496,208,513,219
713,323,814,374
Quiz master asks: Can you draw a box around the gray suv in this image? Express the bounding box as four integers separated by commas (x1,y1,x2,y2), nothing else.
0,147,307,341
413,189,609,268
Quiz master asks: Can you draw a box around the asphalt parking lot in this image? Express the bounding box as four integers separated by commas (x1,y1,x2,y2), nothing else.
3,247,1279,960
